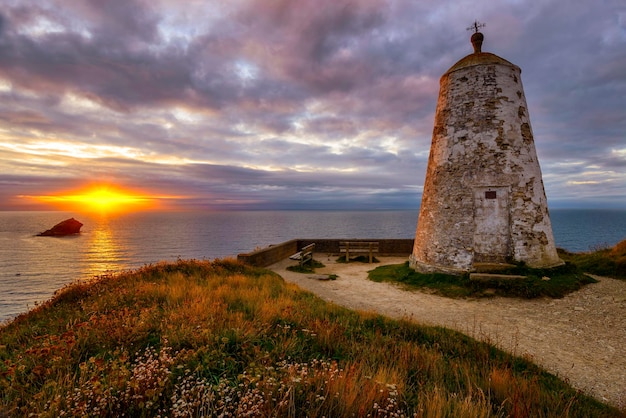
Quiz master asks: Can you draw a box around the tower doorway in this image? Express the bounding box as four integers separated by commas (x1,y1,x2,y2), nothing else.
473,187,510,263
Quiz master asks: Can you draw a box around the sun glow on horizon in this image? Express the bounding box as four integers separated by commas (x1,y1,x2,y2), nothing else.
27,185,178,213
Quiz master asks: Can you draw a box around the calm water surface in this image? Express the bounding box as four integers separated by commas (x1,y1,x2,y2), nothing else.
1,209,624,323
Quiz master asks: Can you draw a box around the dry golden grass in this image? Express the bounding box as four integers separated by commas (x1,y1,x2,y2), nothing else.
0,259,622,417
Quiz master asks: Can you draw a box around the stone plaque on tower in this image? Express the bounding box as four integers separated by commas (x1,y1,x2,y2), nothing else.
410,24,563,273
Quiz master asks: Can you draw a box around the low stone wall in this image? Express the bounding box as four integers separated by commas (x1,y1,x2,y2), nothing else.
237,238,414,267
237,239,299,267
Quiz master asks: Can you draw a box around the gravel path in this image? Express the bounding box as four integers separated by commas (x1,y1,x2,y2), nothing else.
269,256,626,409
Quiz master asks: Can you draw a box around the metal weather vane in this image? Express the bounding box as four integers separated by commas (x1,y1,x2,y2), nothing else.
467,20,486,33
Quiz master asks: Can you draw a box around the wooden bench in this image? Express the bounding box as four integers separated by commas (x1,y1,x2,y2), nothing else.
289,243,315,266
339,241,379,263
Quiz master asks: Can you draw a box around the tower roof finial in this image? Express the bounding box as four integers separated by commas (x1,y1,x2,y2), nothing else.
467,20,486,33
466,21,486,54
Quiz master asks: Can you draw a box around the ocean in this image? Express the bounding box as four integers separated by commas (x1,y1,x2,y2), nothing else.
1,209,625,323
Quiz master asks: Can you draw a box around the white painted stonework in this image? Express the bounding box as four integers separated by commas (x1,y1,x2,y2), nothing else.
410,44,563,273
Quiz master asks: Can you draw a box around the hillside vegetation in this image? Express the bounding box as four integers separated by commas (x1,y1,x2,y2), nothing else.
558,238,626,280
0,259,622,417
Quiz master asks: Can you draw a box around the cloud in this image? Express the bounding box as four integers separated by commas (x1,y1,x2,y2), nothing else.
0,0,624,210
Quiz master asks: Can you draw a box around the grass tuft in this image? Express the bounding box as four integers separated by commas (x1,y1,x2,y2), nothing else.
286,259,325,273
337,255,380,263
368,261,597,299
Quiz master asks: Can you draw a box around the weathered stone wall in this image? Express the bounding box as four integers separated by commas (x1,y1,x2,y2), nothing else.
411,55,562,272
238,239,414,267
237,239,299,267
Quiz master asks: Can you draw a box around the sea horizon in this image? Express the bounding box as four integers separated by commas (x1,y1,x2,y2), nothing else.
1,208,625,323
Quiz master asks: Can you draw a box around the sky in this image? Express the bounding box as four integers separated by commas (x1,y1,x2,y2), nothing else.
0,0,624,212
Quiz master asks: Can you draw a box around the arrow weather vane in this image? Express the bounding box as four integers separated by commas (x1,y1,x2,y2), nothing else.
467,20,486,33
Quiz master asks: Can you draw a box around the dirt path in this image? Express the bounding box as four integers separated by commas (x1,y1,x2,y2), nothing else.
269,255,626,409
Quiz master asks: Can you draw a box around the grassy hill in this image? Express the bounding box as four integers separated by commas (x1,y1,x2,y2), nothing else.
558,239,626,280
0,259,622,417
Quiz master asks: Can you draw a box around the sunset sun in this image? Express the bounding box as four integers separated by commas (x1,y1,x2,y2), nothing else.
31,185,164,213
70,187,152,212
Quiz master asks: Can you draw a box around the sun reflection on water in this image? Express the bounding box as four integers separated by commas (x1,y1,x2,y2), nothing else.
82,214,129,278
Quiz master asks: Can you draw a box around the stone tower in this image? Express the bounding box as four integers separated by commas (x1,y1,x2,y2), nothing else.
410,28,562,273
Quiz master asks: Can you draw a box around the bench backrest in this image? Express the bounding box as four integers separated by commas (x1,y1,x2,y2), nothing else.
339,241,379,250
301,243,315,253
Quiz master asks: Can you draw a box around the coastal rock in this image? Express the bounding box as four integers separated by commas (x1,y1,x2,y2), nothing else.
37,218,83,236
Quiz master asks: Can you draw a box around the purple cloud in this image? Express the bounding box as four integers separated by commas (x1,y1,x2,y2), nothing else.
0,0,624,210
